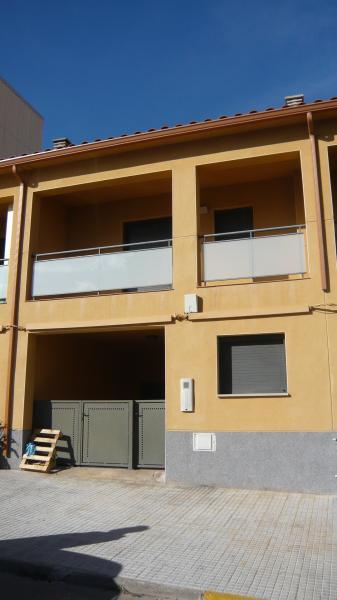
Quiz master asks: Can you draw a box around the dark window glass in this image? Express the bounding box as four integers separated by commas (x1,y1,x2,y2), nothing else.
0,238,5,260
214,207,253,240
218,334,287,395
124,217,172,250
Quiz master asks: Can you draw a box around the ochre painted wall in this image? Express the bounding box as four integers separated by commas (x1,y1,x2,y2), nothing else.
165,312,332,432
199,176,301,236
34,193,171,254
0,118,336,438
0,185,25,426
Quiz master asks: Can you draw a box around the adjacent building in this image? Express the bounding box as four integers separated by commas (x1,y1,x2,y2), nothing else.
0,94,336,493
0,77,43,159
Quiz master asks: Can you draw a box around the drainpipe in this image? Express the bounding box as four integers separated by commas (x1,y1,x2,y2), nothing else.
306,112,328,292
3,165,26,456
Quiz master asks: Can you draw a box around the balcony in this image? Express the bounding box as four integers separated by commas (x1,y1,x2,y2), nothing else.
197,151,307,285
29,170,173,299
32,239,173,298
202,225,306,282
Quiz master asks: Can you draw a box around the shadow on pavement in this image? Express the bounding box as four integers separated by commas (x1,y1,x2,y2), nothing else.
0,526,149,597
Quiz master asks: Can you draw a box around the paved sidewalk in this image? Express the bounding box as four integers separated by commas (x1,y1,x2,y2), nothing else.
0,471,336,599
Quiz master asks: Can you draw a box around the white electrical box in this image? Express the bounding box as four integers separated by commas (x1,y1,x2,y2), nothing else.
184,294,199,314
180,378,194,412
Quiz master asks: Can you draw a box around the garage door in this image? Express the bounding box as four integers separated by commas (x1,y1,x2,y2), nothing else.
33,400,81,464
33,400,164,468
135,401,165,468
82,401,132,467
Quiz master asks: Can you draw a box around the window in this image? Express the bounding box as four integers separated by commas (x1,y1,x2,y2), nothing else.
218,334,287,395
123,217,172,250
214,207,253,240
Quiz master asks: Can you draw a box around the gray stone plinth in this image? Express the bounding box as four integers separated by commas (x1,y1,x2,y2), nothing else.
166,430,337,493
2,429,31,469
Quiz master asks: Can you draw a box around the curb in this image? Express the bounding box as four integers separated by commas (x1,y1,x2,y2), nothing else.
204,593,260,599
0,557,203,599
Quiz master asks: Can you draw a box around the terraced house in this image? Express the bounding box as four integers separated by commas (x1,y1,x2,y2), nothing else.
0,94,337,493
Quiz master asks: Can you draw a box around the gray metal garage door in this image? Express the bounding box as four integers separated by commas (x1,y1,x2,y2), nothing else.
135,401,165,468
33,399,164,468
82,401,132,467
33,400,81,464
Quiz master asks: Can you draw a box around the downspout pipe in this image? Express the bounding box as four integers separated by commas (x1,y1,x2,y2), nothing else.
3,165,26,457
307,112,328,292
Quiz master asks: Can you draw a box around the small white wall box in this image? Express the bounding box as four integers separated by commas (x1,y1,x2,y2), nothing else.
180,378,194,412
193,432,216,452
184,293,199,314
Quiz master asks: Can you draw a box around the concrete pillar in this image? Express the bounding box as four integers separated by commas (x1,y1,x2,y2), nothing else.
300,142,326,293
171,163,199,300
7,332,36,468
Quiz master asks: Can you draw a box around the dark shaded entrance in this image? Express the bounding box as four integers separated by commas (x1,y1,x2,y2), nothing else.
33,329,165,468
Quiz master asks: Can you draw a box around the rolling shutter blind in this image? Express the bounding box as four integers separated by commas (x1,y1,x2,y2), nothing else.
218,334,287,394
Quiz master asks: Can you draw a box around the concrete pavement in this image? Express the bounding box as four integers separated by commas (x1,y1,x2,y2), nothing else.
0,470,336,599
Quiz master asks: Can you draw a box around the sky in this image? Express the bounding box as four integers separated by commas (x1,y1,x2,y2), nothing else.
1,0,337,148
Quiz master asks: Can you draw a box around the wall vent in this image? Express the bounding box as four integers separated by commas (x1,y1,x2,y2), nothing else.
284,94,304,107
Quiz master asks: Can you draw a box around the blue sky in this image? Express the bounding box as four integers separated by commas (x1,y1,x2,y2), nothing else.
1,0,337,148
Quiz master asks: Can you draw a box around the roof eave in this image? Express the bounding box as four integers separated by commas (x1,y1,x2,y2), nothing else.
1,99,337,174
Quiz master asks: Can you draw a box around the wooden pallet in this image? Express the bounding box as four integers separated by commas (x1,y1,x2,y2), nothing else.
20,429,62,473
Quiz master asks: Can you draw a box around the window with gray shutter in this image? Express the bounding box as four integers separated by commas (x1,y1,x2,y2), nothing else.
218,334,287,395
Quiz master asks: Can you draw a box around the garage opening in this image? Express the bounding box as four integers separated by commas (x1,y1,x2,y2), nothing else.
33,328,165,469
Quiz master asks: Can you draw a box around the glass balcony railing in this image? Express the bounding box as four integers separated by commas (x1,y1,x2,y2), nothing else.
202,225,306,282
32,240,173,298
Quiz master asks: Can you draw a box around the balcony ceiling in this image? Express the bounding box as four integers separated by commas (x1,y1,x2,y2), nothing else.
198,152,301,188
43,171,172,206
41,328,164,346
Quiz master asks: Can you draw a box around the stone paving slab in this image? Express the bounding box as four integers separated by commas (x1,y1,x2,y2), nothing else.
0,471,336,599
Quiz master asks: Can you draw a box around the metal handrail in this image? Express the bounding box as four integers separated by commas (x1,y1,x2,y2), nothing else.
34,238,173,261
203,223,305,242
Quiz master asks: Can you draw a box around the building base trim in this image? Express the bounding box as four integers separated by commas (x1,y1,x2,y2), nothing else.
1,429,31,469
165,431,337,494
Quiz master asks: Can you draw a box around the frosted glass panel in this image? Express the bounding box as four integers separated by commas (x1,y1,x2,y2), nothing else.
0,264,8,299
203,233,306,281
252,234,306,277
32,247,172,297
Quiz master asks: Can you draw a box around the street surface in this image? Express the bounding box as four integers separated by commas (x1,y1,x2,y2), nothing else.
0,470,336,599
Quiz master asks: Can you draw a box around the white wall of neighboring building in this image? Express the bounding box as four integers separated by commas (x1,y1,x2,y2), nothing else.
0,77,43,159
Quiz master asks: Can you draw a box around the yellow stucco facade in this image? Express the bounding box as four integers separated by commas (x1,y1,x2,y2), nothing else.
0,102,336,491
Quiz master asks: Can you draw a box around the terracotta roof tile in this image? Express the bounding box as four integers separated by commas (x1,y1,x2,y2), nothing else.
2,95,337,165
